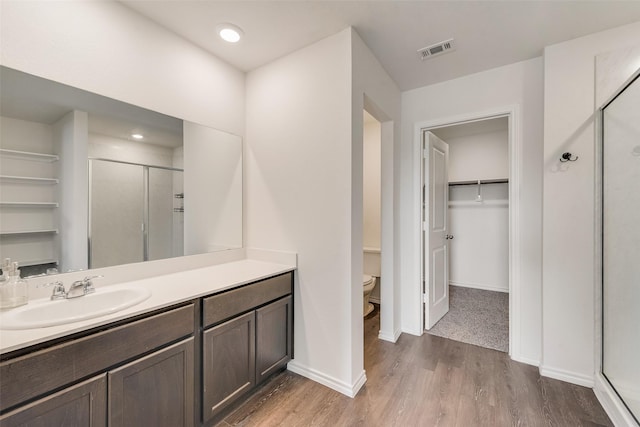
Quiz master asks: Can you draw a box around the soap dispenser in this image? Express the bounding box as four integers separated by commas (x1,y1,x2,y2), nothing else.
0,261,28,309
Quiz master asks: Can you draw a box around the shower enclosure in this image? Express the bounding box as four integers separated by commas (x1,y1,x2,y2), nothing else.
88,159,184,269
601,70,639,423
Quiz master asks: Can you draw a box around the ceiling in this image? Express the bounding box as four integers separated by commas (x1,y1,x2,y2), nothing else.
120,1,640,91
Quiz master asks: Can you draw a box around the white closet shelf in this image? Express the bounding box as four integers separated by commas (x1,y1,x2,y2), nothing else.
0,229,59,236
0,202,59,208
0,149,59,162
448,200,509,207
448,179,509,186
0,175,59,184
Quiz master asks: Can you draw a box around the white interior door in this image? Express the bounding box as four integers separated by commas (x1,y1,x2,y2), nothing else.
423,131,449,330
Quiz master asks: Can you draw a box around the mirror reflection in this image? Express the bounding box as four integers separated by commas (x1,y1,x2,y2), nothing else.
0,66,242,276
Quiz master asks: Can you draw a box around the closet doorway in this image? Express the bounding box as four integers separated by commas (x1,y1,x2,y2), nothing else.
422,117,510,353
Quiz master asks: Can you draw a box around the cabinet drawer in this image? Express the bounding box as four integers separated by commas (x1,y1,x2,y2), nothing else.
0,303,194,412
203,272,292,327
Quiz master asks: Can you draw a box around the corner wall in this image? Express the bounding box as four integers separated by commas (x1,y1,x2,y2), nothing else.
0,0,244,136
351,28,402,379
245,27,401,396
541,20,640,387
401,57,544,364
245,29,355,394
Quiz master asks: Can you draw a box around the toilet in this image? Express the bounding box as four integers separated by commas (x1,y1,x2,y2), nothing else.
363,274,377,317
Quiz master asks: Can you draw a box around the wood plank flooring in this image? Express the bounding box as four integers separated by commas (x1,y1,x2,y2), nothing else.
215,306,612,427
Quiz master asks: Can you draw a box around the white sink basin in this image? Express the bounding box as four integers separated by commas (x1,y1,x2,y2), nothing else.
0,286,152,330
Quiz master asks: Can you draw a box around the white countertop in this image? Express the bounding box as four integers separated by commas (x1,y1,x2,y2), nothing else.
0,259,295,354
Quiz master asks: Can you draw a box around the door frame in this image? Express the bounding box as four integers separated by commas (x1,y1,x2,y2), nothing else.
413,105,522,359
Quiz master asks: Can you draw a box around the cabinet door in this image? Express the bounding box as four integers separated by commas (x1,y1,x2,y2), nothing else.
256,296,292,384
202,311,255,423
108,338,194,427
0,375,106,427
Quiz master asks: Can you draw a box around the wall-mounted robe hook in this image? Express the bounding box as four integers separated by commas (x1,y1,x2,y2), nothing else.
560,152,578,162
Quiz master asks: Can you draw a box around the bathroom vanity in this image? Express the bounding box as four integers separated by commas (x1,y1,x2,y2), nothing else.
0,261,294,427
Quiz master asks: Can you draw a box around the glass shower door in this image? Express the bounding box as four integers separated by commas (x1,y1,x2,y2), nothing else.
89,160,144,268
602,72,640,423
148,167,183,261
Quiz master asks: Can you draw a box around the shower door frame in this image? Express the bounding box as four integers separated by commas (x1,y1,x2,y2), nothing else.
87,158,184,269
595,68,640,426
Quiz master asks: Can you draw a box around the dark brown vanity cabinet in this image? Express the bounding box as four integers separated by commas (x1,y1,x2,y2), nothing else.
256,296,292,383
0,270,294,427
0,304,195,427
201,272,293,425
0,375,107,427
108,338,194,427
202,312,256,421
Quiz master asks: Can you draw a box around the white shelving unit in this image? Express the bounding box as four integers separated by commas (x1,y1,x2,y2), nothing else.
0,202,59,208
0,175,59,184
0,229,59,236
0,136,60,272
0,148,59,162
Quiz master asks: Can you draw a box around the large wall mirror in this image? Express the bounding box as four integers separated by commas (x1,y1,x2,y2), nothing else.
601,69,639,423
0,66,242,276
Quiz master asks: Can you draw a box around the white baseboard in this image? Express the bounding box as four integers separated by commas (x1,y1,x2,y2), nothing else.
594,374,639,427
450,281,508,293
378,328,401,343
401,326,424,337
539,365,594,388
511,354,540,367
287,361,367,398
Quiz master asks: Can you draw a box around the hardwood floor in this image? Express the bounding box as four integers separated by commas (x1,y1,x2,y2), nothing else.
215,306,612,426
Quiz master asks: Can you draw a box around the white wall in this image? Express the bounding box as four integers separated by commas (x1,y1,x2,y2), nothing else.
245,29,354,393
0,0,244,136
184,122,242,254
541,21,640,388
88,134,178,168
245,27,401,396
363,119,381,250
440,129,509,182
363,117,382,302
54,110,88,272
448,183,509,293
351,29,402,349
401,57,544,365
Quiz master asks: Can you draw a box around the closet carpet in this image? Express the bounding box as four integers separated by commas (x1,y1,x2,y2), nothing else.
426,285,509,352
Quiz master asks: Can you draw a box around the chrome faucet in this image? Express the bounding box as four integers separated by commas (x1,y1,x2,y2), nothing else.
46,275,103,300
50,282,67,300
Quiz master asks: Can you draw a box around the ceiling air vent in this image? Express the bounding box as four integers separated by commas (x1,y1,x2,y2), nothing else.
417,39,455,60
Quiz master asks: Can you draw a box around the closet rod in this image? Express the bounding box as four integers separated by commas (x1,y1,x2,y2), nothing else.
448,178,508,186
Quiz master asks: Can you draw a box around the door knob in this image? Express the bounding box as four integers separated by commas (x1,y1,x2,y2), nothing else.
445,234,454,240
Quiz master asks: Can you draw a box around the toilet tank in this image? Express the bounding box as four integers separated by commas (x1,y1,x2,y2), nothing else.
363,248,381,277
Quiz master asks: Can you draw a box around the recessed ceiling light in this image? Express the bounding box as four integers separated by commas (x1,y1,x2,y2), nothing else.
131,133,144,140
217,23,243,43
